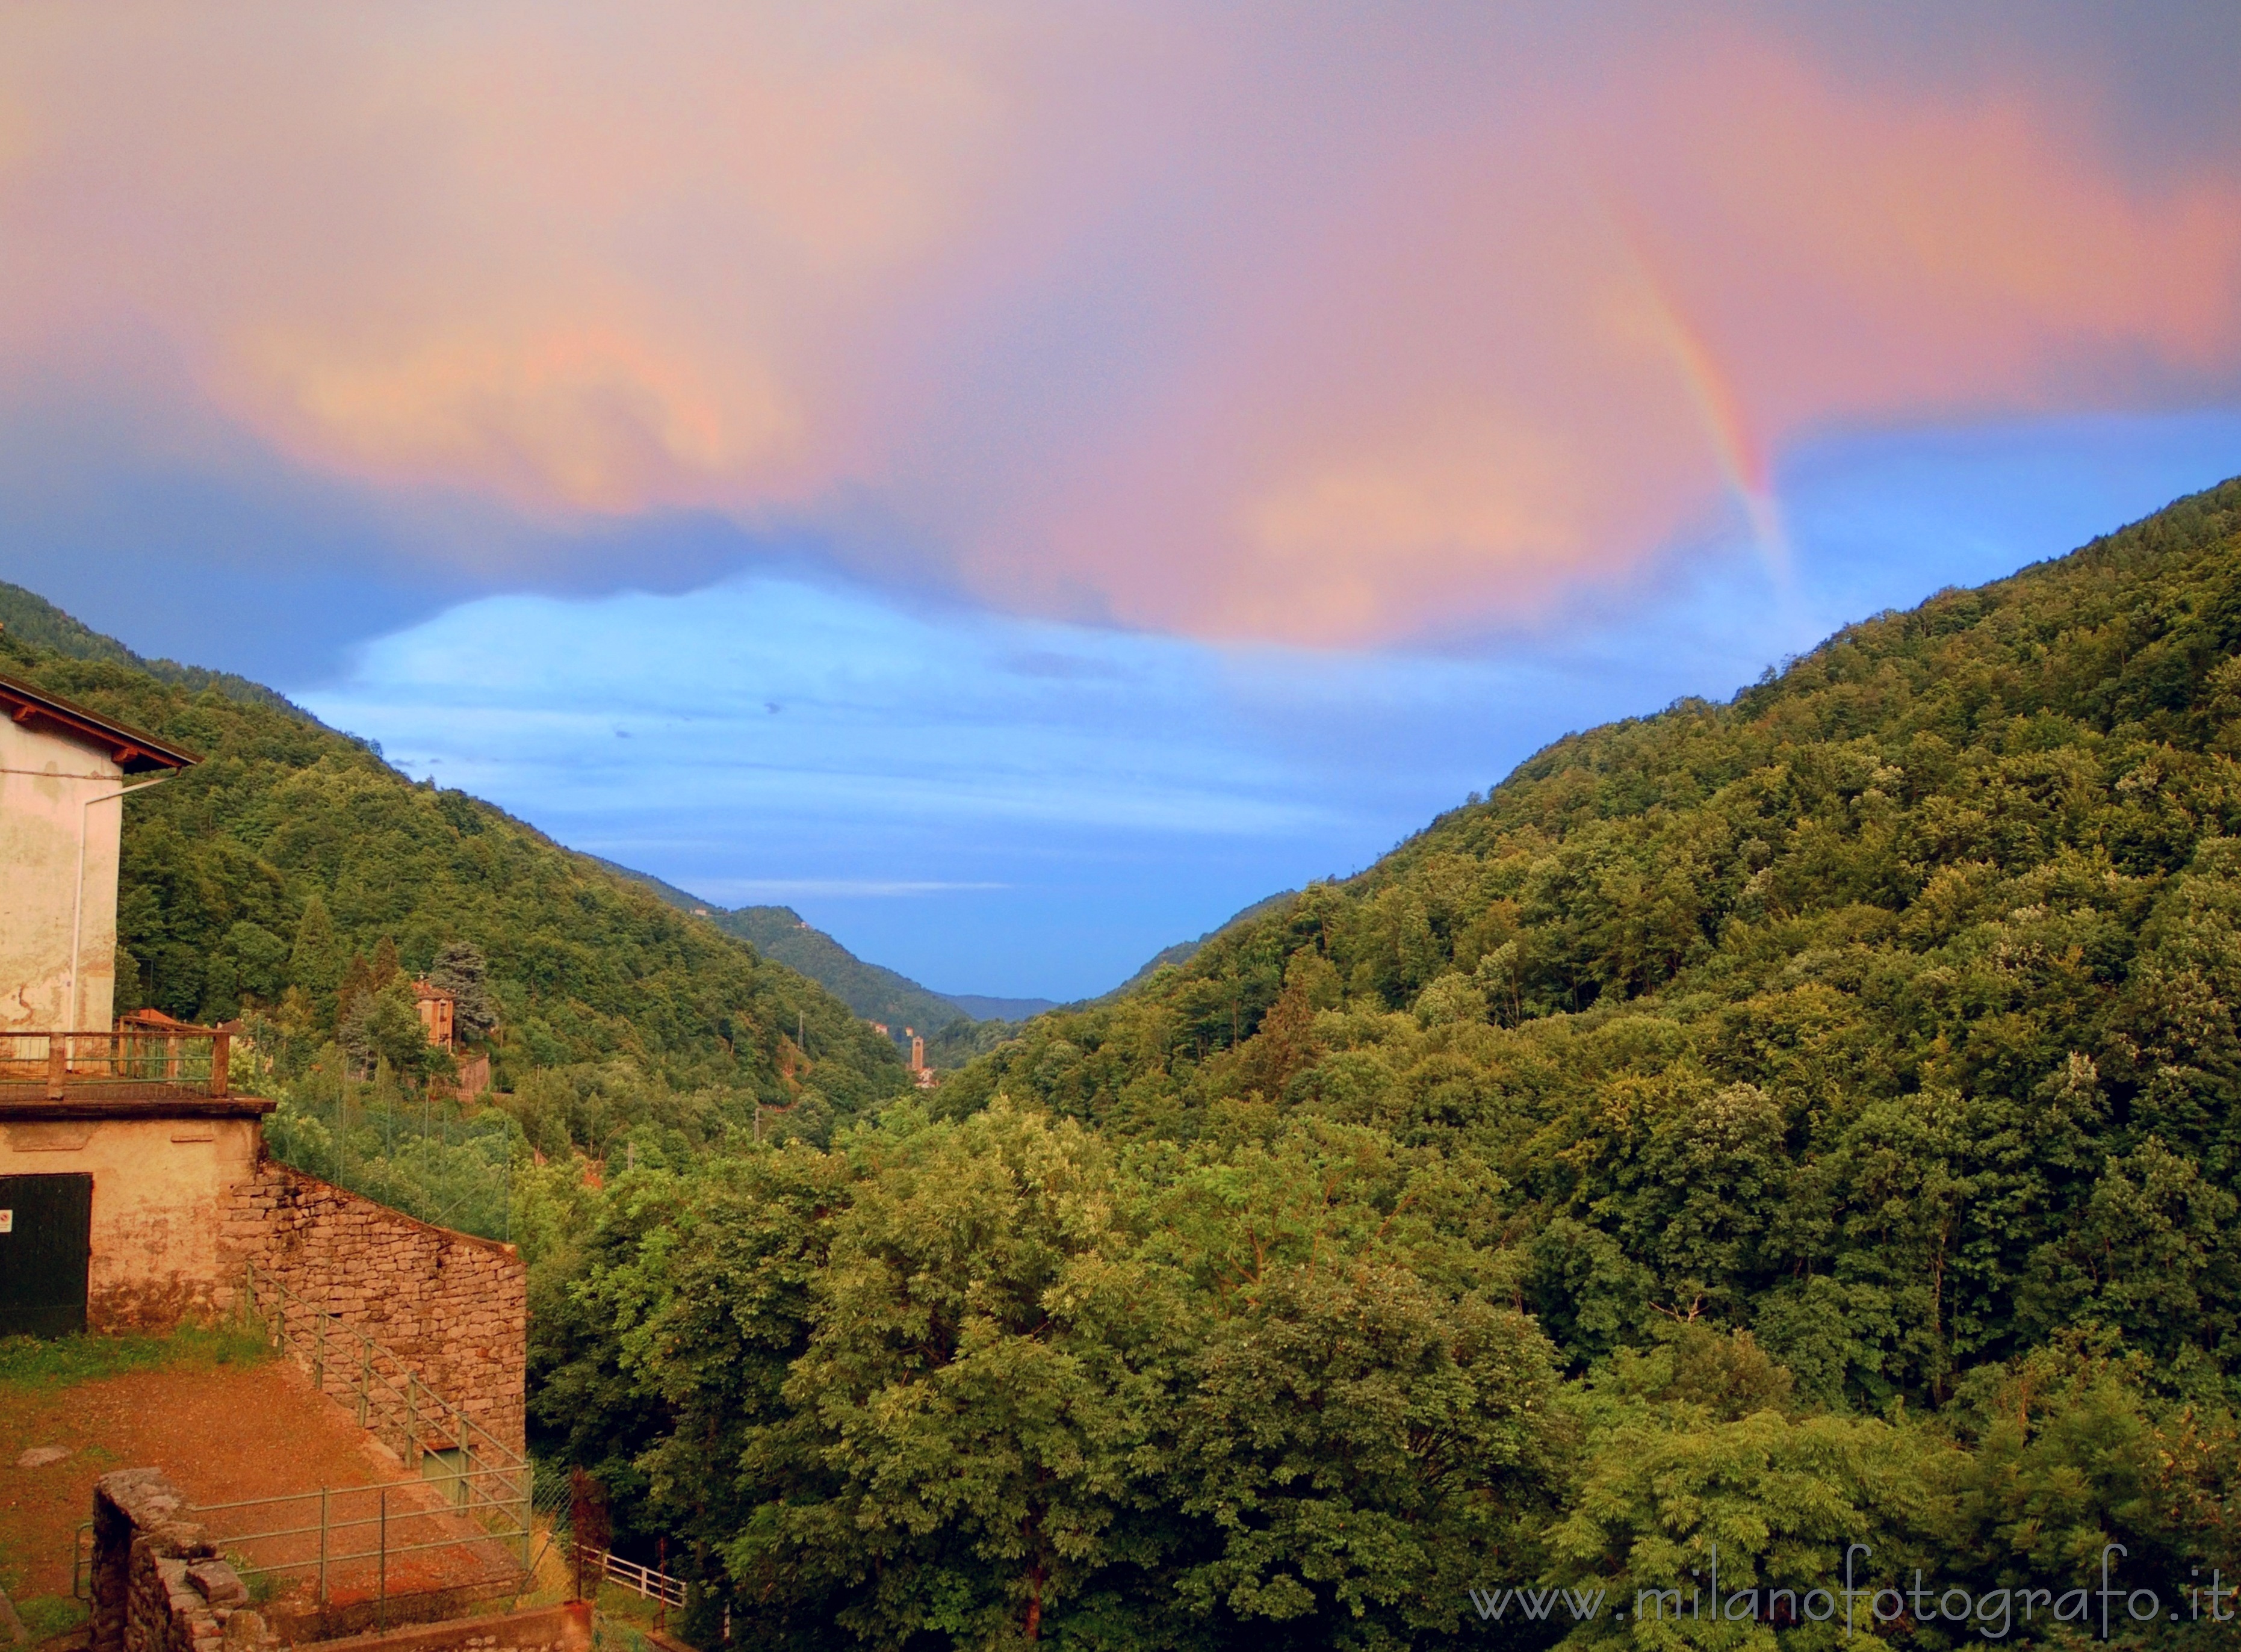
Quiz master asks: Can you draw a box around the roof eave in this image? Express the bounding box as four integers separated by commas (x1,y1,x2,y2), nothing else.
0,670,202,772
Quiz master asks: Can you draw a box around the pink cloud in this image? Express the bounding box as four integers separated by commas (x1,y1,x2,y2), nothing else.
1,7,2237,643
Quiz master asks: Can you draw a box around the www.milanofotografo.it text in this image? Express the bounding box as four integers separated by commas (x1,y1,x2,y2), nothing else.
1467,1544,2237,1639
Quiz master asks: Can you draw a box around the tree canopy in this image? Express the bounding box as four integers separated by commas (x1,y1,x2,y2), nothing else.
525,479,2241,1647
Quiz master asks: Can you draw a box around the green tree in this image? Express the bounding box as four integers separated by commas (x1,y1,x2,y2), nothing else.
289,891,343,998
341,977,436,1079
429,938,498,1041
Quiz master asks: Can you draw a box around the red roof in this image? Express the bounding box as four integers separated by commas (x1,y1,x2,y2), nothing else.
0,670,201,773
116,1007,210,1032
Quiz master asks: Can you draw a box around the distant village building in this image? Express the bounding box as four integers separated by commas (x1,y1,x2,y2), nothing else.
413,978,456,1050
906,1030,938,1087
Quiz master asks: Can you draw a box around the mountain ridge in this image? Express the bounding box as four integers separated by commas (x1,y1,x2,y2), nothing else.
933,474,2241,1399
591,856,1061,1035
532,477,2241,1649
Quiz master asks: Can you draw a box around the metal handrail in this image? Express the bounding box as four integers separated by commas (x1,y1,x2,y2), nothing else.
229,1262,535,1632
193,1461,525,1524
185,1467,534,1630
578,1547,686,1609
243,1263,527,1482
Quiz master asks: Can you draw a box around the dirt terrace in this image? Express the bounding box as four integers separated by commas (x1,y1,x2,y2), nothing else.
1,1351,507,1628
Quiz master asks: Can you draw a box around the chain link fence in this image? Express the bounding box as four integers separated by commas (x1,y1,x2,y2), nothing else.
264,1082,514,1242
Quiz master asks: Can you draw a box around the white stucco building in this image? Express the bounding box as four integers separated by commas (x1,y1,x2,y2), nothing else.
0,670,198,1032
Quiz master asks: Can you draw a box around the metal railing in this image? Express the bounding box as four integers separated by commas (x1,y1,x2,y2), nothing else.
577,1548,686,1609
210,1264,537,1630
0,1029,231,1101
243,1262,528,1493
191,1470,533,1628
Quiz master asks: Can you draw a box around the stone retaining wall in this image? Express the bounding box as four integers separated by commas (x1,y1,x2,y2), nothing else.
214,1162,526,1455
92,1469,270,1652
297,1603,591,1652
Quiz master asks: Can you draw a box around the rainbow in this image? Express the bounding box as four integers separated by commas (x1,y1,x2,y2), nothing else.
1590,193,1791,578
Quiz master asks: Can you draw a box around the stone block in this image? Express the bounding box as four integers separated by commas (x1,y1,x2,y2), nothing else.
187,1564,247,1605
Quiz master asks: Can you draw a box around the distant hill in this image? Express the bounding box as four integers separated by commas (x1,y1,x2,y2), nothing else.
593,862,1021,1039
943,992,1061,1020
0,578,324,725
708,905,974,1035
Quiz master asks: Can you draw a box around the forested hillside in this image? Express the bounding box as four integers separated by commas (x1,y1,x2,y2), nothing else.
711,904,968,1028
597,862,1028,1067
933,475,2241,1402
533,478,2241,1650
0,622,907,1132
1097,886,1300,1001
607,873,972,1032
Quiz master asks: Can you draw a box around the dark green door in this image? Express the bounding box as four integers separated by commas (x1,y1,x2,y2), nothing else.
0,1174,93,1337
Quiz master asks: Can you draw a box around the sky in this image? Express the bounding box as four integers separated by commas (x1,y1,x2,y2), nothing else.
4,3,2241,998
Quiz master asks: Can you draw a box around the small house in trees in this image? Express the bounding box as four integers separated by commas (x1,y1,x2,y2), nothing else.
413,979,456,1050
414,977,497,1099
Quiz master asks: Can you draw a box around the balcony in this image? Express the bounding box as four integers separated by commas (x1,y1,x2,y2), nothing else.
0,1028,265,1114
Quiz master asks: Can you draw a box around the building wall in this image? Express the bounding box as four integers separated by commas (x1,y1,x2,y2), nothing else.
0,717,124,1031
0,1113,264,1330
215,1162,528,1454
414,990,455,1049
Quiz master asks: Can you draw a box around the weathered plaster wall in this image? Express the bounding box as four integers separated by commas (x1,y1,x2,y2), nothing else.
0,717,123,1032
0,1113,264,1330
216,1162,527,1454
